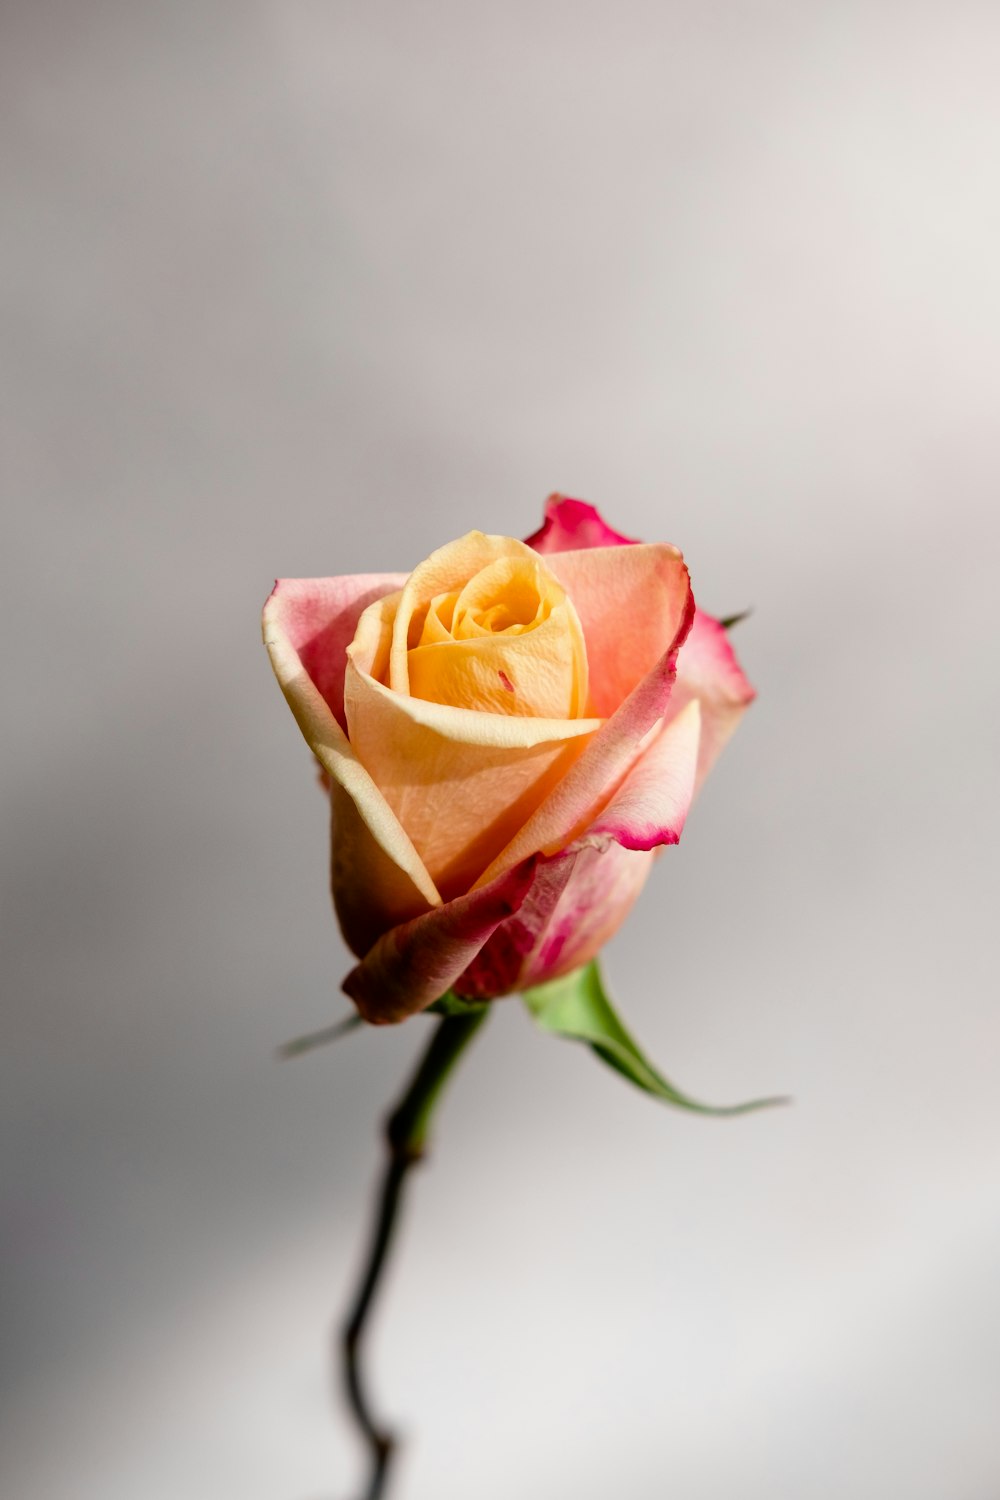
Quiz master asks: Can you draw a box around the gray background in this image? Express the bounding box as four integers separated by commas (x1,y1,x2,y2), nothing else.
3,3,998,1497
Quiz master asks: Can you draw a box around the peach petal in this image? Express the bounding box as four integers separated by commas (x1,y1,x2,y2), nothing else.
472,576,695,887
345,645,600,900
329,781,437,957
542,542,691,716
343,857,540,1024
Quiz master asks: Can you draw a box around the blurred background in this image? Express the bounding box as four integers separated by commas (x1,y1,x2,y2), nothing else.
3,3,999,1497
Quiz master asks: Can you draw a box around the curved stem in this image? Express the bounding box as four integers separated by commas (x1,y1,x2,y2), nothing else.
340,1008,489,1500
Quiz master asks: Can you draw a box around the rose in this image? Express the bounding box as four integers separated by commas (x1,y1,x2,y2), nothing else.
263,495,754,1024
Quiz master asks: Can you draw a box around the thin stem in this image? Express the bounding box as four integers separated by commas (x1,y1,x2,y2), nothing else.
340,1008,489,1500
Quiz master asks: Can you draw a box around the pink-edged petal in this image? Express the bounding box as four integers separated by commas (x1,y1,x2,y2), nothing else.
472,577,695,887
669,609,756,790
343,857,540,1024
582,699,701,852
262,579,440,917
455,841,655,999
264,574,407,732
452,847,583,999
455,707,699,998
525,493,639,554
542,542,690,716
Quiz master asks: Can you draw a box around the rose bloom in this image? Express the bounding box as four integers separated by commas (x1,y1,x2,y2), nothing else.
263,496,753,1024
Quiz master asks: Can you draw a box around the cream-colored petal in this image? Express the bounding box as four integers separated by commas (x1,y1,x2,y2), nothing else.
262,580,440,919
329,782,438,958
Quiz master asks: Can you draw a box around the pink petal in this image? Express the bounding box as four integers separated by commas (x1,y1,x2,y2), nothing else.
669,609,756,790
265,574,407,731
525,493,639,553
542,542,690,716
344,703,699,1013
343,857,540,1024
452,848,584,999
454,707,699,998
456,841,655,999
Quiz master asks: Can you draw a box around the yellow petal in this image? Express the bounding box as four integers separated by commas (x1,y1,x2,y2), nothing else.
387,532,589,718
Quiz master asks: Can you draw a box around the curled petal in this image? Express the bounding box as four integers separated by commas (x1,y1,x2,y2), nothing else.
526,493,639,554
582,699,701,853
343,857,540,1024
329,781,436,957
387,531,579,698
668,609,756,790
263,574,406,732
263,579,440,921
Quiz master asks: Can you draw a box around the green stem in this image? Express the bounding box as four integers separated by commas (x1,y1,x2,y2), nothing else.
341,1009,489,1500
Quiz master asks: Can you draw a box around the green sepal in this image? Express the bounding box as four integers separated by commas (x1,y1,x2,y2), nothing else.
522,960,787,1116
719,608,752,630
277,1012,364,1059
428,991,490,1019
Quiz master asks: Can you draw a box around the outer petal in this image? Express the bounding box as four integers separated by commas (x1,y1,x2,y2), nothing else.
264,574,407,732
669,609,756,790
343,857,540,1024
345,592,601,901
262,579,441,925
525,493,639,553
456,841,655,999
542,542,690,716
454,702,701,998
328,781,434,958
472,573,695,887
582,699,701,852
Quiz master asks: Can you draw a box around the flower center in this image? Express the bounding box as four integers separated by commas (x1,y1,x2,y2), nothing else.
395,536,589,719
